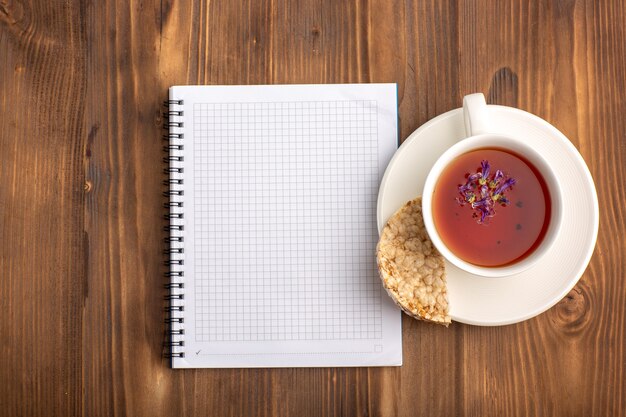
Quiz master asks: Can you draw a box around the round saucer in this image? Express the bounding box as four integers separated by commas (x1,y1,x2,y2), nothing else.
377,106,599,326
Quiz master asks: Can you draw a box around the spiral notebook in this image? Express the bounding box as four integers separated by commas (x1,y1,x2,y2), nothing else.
164,84,402,368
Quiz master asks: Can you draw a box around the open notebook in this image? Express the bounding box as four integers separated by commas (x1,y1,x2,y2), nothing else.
164,84,401,368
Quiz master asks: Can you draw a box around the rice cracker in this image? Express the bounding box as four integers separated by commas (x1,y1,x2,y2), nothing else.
376,197,451,326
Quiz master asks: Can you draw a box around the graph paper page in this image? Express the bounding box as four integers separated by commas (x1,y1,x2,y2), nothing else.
170,84,401,368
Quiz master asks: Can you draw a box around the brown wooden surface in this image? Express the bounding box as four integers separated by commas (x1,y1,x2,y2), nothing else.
1,0,624,416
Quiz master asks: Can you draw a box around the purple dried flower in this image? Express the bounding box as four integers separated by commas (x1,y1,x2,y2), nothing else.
466,172,482,184
480,184,489,199
479,160,490,184
457,160,516,224
459,182,473,193
490,170,504,188
494,177,516,196
480,207,494,223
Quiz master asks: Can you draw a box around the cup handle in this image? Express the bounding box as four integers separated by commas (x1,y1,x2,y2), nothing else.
463,93,491,136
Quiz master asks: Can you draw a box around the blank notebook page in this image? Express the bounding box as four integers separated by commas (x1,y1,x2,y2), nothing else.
169,84,401,368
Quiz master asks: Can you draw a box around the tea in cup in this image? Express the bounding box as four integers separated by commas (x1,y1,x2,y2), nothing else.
421,94,563,277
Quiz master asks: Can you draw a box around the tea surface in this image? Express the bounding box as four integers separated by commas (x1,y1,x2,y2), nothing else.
432,148,550,267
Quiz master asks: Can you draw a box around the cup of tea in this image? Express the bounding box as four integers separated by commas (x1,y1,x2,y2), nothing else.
421,94,563,277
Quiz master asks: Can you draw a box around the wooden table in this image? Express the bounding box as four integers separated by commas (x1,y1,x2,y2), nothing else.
1,1,624,416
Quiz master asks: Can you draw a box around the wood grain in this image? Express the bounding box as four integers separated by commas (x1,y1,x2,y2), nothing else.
1,0,624,416
0,1,87,416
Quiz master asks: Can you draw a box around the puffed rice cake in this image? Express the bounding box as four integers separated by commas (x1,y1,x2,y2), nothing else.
376,196,451,326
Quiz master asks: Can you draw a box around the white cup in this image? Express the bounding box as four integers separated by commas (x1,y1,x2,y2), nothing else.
421,94,563,277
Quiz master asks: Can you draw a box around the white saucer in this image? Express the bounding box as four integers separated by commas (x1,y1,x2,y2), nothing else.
377,105,599,326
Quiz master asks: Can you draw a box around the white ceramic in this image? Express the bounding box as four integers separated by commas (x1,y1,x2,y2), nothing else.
377,97,599,326
421,94,564,277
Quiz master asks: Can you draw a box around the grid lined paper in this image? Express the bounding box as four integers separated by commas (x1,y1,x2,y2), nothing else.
192,101,384,342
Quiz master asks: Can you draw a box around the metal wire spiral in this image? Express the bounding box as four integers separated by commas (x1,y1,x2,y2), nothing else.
163,99,185,359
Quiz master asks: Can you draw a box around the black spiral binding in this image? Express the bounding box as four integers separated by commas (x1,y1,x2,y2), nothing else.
163,99,185,359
